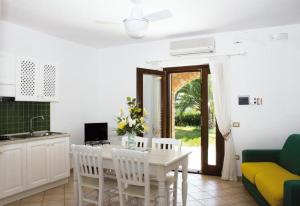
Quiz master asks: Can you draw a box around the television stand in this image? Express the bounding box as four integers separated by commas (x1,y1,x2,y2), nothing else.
85,140,110,146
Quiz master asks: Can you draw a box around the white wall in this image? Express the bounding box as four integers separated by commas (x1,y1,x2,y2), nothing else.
96,24,300,173
0,21,100,144
2,19,300,174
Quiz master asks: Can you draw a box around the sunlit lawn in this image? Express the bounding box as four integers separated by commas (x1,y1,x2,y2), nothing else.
175,126,216,147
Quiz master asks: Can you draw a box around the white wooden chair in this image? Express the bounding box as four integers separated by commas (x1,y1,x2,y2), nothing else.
112,148,159,206
72,144,117,206
152,138,182,152
122,136,148,149
152,138,182,206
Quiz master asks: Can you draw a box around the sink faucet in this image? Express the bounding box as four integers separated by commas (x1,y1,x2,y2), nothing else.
30,116,45,134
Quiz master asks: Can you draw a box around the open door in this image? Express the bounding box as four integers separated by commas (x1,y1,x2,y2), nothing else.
164,65,224,175
137,66,224,176
136,68,167,138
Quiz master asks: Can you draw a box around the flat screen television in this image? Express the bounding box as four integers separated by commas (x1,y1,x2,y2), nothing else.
84,123,108,143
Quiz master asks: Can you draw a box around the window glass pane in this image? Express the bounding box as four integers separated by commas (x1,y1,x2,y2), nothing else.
143,75,162,137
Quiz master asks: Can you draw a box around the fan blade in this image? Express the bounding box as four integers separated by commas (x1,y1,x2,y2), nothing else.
95,20,121,25
144,9,172,21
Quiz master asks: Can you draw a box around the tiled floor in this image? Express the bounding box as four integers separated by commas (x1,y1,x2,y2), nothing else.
6,173,257,206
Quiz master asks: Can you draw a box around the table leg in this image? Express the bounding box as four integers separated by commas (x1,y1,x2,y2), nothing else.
73,171,79,205
181,157,189,206
157,169,167,206
158,180,167,206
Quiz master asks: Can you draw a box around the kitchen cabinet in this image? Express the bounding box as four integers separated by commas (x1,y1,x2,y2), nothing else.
0,52,15,97
0,143,26,199
15,57,59,102
0,137,69,199
49,138,70,181
27,140,50,189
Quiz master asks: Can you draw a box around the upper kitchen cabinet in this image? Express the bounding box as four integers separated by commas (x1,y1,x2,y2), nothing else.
0,52,16,97
15,57,59,102
41,63,59,102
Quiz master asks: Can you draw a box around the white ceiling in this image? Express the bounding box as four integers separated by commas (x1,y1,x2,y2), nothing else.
1,0,300,48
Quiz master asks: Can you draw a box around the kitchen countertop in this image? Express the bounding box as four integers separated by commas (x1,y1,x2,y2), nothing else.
0,132,70,146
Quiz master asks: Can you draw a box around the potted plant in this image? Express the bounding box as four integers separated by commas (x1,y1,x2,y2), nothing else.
116,97,148,149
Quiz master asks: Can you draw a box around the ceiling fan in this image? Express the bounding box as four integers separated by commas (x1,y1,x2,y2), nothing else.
95,0,172,39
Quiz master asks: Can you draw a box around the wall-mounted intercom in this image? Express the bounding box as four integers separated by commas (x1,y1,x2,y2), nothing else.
238,96,262,105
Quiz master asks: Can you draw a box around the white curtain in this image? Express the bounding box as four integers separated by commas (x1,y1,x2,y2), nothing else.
209,56,238,181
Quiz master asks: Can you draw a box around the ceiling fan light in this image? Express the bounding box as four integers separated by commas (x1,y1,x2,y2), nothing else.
123,18,149,39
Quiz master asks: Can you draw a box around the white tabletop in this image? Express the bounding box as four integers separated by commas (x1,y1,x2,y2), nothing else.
99,144,191,166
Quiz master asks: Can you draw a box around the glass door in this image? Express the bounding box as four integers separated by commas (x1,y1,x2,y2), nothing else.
136,68,166,138
200,69,224,176
164,65,224,175
136,66,224,175
169,71,202,172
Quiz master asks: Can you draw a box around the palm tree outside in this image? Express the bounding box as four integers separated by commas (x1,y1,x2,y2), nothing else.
174,78,216,146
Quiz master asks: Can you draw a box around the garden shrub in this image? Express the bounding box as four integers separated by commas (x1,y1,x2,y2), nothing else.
175,113,201,126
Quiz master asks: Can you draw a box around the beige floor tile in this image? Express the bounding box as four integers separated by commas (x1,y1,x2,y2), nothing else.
186,200,204,206
43,194,64,202
65,192,75,200
65,200,77,206
200,195,253,206
188,191,213,200
5,201,21,206
42,200,64,206
44,187,64,196
21,203,42,206
20,193,44,204
5,173,258,206
230,200,258,206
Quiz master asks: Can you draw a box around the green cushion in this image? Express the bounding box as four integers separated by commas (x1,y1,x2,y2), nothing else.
279,134,300,176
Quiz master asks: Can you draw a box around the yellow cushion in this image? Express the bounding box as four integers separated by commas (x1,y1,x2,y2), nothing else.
255,166,300,206
241,162,281,184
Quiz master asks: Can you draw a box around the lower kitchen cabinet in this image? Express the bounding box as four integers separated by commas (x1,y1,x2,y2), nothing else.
0,144,27,199
49,138,70,182
0,137,70,199
27,140,50,189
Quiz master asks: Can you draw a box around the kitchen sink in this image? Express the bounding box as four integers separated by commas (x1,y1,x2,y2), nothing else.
30,131,63,137
0,132,64,141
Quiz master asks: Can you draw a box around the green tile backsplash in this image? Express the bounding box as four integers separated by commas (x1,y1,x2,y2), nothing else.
0,101,50,135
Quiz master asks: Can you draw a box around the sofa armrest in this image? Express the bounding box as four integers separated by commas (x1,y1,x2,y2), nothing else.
284,180,300,206
242,149,281,163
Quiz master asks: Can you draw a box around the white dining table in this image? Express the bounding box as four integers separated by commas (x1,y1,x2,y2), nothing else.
74,144,191,206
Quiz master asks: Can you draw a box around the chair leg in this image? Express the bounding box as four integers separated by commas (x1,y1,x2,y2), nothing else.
119,193,124,206
173,169,178,206
98,185,103,206
78,186,83,206
144,196,150,206
166,188,170,206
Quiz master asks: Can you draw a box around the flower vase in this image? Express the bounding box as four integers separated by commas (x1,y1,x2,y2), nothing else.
127,132,136,149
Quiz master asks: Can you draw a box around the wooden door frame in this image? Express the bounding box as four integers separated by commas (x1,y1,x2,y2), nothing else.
163,65,224,176
136,68,167,137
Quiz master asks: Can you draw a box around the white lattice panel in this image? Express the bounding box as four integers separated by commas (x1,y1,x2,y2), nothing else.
16,57,59,102
16,57,39,101
42,64,57,98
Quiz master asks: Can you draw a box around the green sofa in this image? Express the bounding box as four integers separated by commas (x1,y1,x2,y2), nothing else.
241,134,300,206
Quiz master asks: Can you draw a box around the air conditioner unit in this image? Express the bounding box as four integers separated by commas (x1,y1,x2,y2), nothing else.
170,37,215,56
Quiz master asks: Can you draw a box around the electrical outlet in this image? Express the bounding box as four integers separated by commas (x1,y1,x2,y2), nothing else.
232,122,240,127
235,154,240,160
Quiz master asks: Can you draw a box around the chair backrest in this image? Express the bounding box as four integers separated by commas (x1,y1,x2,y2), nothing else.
279,134,300,175
112,149,149,188
71,144,103,179
152,138,182,152
122,136,148,148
